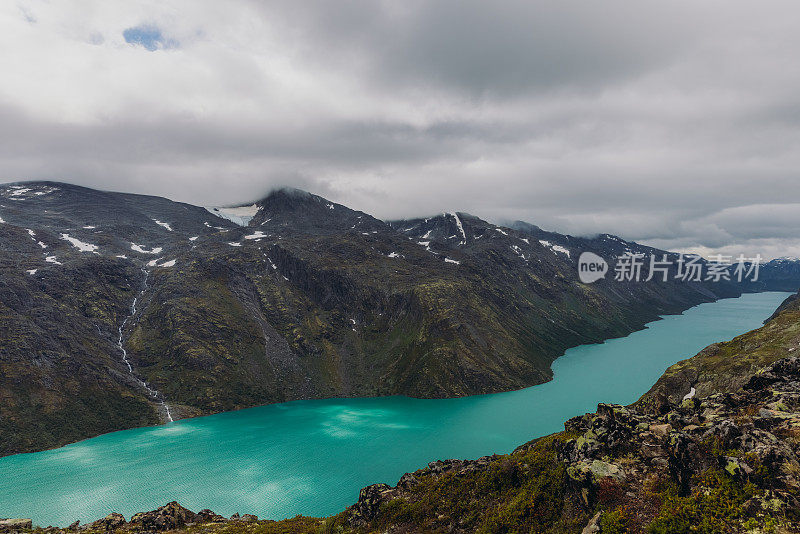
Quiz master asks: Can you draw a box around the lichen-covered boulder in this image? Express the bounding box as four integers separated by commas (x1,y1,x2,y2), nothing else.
129,502,198,531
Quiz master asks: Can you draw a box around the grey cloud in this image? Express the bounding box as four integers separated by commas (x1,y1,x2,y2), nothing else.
2,0,800,257
260,0,700,98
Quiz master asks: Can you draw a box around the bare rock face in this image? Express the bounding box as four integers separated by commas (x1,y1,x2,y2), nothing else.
87,513,126,531
349,484,393,522
581,512,602,534
197,509,226,523
128,502,199,531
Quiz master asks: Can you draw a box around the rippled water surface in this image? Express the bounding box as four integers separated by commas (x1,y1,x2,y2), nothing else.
0,292,790,526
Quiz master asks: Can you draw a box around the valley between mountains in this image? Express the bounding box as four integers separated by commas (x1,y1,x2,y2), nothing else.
2,181,799,457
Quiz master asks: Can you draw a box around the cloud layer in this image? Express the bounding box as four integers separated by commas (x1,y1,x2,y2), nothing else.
2,1,800,258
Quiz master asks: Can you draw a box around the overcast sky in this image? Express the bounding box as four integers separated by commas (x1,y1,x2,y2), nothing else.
2,1,800,258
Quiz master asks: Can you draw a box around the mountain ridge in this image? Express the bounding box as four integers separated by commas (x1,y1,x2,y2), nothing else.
2,180,799,457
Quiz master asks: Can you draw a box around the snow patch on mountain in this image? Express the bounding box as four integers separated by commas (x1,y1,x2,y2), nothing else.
206,205,260,227
2,184,59,201
153,220,173,231
244,231,267,240
61,233,99,253
510,245,528,261
451,212,467,245
539,240,571,258
131,243,163,254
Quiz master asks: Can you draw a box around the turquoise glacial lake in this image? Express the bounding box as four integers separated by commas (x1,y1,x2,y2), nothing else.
0,292,791,526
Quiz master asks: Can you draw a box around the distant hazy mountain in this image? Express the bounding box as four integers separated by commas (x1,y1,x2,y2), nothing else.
1,181,798,456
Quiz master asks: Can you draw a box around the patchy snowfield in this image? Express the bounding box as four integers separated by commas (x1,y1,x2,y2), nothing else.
131,243,163,254
159,259,176,267
444,257,460,265
451,213,467,245
2,184,58,200
11,187,31,196
153,220,173,231
206,204,260,227
45,256,62,265
539,240,571,258
510,245,527,261
60,233,99,253
415,240,438,255
244,231,267,240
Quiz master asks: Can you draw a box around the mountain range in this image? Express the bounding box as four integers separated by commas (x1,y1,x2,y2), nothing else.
1,181,799,457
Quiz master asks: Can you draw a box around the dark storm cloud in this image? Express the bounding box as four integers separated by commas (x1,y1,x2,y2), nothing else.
2,1,800,258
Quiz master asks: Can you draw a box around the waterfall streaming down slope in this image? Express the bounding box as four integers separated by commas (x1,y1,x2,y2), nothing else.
117,268,173,423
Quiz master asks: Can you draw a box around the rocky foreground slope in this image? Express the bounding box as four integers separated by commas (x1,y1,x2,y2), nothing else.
6,294,800,533
2,181,799,456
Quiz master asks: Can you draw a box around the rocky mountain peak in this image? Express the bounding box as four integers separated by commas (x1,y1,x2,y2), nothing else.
389,212,498,248
250,187,386,235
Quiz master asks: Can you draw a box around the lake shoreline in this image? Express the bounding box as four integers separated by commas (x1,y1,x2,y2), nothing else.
0,291,791,526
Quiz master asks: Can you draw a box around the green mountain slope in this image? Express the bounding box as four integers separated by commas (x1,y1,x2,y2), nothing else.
2,182,799,457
